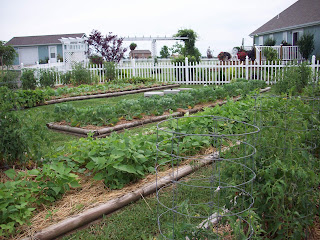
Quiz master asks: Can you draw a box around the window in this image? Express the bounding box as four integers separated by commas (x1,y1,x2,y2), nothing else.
259,36,263,45
283,32,288,42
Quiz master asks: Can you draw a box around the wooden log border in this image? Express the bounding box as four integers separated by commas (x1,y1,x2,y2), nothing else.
24,155,216,240
44,84,180,105
46,87,271,138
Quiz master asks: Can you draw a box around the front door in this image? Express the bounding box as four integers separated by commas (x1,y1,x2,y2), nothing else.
292,31,302,46
49,46,57,63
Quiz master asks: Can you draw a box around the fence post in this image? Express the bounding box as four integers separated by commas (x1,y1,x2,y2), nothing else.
311,55,316,79
131,58,136,77
185,57,189,84
245,56,249,80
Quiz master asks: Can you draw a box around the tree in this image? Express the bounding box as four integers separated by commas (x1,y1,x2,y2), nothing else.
160,45,170,58
206,47,213,58
170,42,183,55
129,43,137,51
0,41,17,71
298,33,314,60
173,29,201,62
86,30,127,63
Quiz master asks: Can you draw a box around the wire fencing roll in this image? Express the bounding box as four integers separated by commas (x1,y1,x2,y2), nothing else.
156,115,260,239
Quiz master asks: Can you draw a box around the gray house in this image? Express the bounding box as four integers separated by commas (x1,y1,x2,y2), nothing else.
250,0,320,58
6,33,86,65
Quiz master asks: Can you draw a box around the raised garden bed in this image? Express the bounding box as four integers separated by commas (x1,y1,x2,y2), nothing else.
44,83,180,105
47,87,271,137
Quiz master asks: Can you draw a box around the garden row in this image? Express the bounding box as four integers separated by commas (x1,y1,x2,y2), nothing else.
0,77,164,109
52,79,267,127
1,63,318,238
3,81,319,238
56,89,319,239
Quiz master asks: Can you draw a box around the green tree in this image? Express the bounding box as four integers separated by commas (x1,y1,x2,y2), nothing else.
173,29,201,62
0,41,17,71
160,45,170,58
129,42,137,51
298,33,315,60
170,42,183,55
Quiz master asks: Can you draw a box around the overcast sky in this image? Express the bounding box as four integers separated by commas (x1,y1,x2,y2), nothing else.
0,0,298,57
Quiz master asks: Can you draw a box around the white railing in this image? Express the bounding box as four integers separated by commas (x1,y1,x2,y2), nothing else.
255,45,303,62
21,56,320,86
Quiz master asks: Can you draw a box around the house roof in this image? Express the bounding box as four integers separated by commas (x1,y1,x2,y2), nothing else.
250,0,320,36
6,33,86,46
130,50,152,54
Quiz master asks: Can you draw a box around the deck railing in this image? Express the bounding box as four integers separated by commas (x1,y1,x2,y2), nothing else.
255,45,303,63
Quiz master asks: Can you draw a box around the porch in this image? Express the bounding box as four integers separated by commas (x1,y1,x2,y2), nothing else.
255,45,302,63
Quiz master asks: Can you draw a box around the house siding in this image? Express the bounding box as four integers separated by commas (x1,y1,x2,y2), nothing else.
253,24,320,57
303,25,320,57
38,45,49,62
13,47,19,65
38,44,63,62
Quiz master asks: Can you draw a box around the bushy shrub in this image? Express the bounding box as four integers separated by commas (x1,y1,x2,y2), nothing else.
116,77,156,84
246,47,256,61
21,69,37,90
264,37,276,46
0,71,20,89
297,33,315,60
39,69,57,88
274,62,311,95
218,52,231,61
104,61,118,81
0,87,47,167
263,47,278,62
71,63,91,85
237,50,247,61
60,71,72,85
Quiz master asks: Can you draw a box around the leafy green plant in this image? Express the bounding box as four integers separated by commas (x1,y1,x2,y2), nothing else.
274,62,312,95
51,80,266,127
0,161,79,237
104,61,118,81
60,71,72,85
39,69,57,88
0,40,17,70
0,70,20,89
21,69,37,90
297,33,315,60
264,37,276,46
72,63,92,85
263,47,278,62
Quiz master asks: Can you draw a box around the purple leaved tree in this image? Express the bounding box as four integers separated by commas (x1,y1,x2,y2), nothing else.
86,30,127,63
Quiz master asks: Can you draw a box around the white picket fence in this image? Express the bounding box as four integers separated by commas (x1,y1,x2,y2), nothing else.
22,56,320,86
